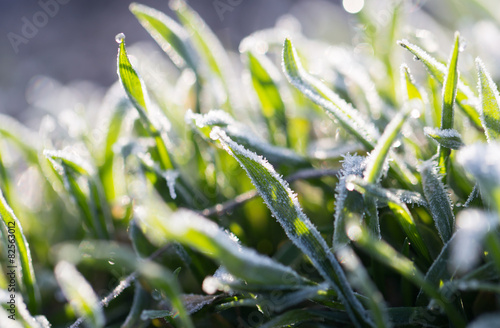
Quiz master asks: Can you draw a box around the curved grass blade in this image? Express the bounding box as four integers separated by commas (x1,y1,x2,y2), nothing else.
282,38,379,150
338,247,392,328
170,0,239,111
121,283,150,328
364,104,413,184
116,34,174,171
129,3,198,72
476,58,500,141
398,39,481,128
58,242,194,328
0,114,39,164
424,127,464,150
187,110,307,167
0,290,44,328
346,176,431,261
137,208,309,288
419,161,454,243
0,189,39,314
438,33,461,179
55,261,104,328
210,127,374,327
348,223,466,328
246,51,289,146
44,150,111,239
333,155,365,250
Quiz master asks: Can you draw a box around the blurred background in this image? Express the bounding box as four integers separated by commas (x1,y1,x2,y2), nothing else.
1,0,500,122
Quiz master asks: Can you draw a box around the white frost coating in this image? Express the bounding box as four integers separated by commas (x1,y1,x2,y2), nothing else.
55,261,104,327
43,149,94,176
457,143,500,192
202,267,237,294
423,127,464,149
164,170,179,199
451,209,492,273
186,109,234,128
0,290,38,328
476,58,500,142
0,114,41,151
283,39,379,148
211,128,372,326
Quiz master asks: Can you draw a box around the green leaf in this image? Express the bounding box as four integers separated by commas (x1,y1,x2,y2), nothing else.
338,247,392,328
129,3,198,72
346,176,431,261
170,0,239,111
398,38,481,128
209,127,374,327
55,261,104,328
438,32,461,179
419,161,455,243
476,58,500,141
187,110,307,167
137,208,309,288
116,34,174,171
364,104,414,184
0,189,39,313
348,223,466,328
246,51,289,146
44,150,111,239
282,38,379,150
424,127,464,150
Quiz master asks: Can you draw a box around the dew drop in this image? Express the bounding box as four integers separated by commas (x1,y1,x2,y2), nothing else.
115,33,126,44
413,56,420,61
346,182,355,191
410,108,421,119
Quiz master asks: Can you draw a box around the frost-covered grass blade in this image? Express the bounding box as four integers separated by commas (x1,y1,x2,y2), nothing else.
424,127,464,150
209,127,374,327
476,58,500,141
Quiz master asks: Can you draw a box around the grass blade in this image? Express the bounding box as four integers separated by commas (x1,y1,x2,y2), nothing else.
116,34,174,171
209,127,374,327
424,127,464,150
398,38,481,128
282,38,379,150
246,51,289,147
137,208,309,288
348,223,466,328
55,261,104,328
346,176,431,261
476,58,500,141
129,3,198,72
419,161,455,243
438,33,461,179
0,189,39,314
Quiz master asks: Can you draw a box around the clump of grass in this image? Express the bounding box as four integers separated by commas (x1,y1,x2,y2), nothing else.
2,1,500,327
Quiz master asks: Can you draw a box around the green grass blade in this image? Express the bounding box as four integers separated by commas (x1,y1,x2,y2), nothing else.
116,35,174,171
170,0,239,111
129,3,198,73
424,127,464,150
398,38,481,128
210,127,374,327
55,261,104,328
282,38,379,150
0,189,39,314
347,176,431,261
476,58,500,141
419,161,455,243
338,247,393,328
438,33,461,179
138,208,309,287
333,155,365,250
401,64,425,102
259,309,325,328
121,284,150,328
246,51,289,147
0,114,39,164
364,104,413,184
187,110,307,167
348,223,466,328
